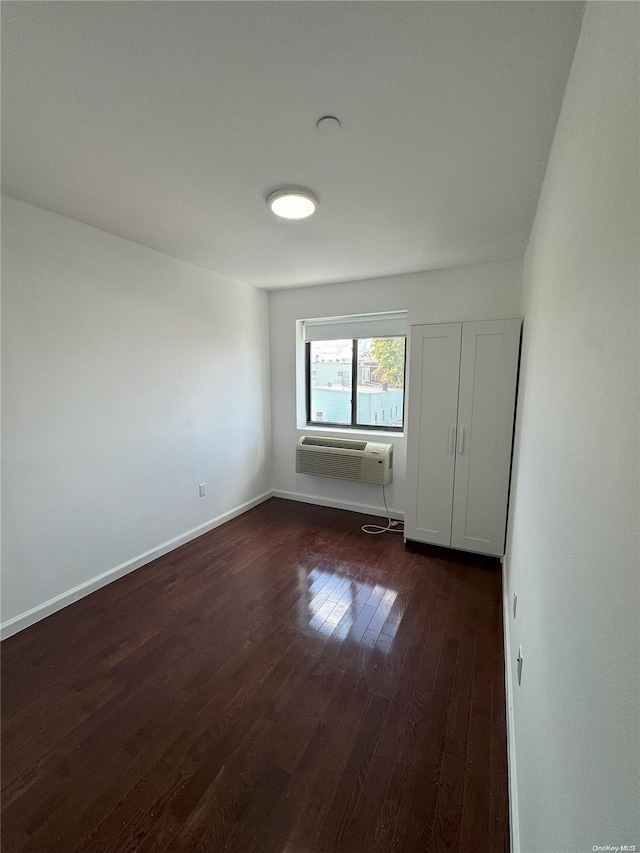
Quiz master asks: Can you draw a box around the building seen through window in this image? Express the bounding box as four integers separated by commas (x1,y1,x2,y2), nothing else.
306,336,406,430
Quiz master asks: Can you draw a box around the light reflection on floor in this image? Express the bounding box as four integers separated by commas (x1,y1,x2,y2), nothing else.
296,566,400,650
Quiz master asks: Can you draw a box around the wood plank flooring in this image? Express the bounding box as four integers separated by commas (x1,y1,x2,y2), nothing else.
1,498,510,852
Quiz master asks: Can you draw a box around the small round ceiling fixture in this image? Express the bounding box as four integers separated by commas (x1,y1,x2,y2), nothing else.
267,187,319,220
316,115,341,134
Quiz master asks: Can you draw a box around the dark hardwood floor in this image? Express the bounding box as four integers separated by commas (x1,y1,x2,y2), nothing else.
1,498,509,852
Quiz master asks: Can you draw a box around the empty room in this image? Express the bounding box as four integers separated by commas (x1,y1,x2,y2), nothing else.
1,2,638,852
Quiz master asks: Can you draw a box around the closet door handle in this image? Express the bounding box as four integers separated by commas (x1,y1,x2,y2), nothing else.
457,426,466,454
448,426,456,454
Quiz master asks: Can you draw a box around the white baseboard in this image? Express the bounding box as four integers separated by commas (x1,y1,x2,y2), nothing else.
0,490,273,641
272,489,404,521
502,561,521,853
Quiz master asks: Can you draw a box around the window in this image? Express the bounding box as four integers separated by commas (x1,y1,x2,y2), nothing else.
306,336,406,431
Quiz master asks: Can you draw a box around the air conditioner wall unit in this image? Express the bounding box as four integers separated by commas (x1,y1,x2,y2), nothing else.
296,435,393,485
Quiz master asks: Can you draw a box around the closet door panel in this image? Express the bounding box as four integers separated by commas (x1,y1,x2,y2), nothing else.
405,323,461,546
451,319,521,555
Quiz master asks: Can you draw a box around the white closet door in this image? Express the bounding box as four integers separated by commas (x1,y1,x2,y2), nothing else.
405,323,462,546
451,319,521,555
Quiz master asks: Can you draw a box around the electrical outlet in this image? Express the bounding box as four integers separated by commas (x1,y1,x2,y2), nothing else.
513,590,518,619
517,645,524,686
199,483,206,497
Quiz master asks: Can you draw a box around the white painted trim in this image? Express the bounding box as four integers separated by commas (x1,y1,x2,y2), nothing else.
272,489,404,521
297,426,405,439
0,491,273,640
502,560,520,853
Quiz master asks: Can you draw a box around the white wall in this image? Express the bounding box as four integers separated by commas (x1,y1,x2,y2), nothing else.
504,4,639,851
269,258,522,517
1,196,271,637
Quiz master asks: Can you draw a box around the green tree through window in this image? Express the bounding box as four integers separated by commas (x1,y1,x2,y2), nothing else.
370,337,406,388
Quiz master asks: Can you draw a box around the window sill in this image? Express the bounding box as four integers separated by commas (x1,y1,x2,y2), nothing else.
297,425,405,439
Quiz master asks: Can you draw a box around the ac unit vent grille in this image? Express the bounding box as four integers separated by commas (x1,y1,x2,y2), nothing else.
300,436,367,451
296,449,363,479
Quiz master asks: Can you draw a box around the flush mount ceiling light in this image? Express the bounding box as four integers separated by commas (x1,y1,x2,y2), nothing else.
267,187,319,220
316,115,341,134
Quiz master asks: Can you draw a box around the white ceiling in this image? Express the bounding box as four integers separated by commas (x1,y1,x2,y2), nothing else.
1,2,583,290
